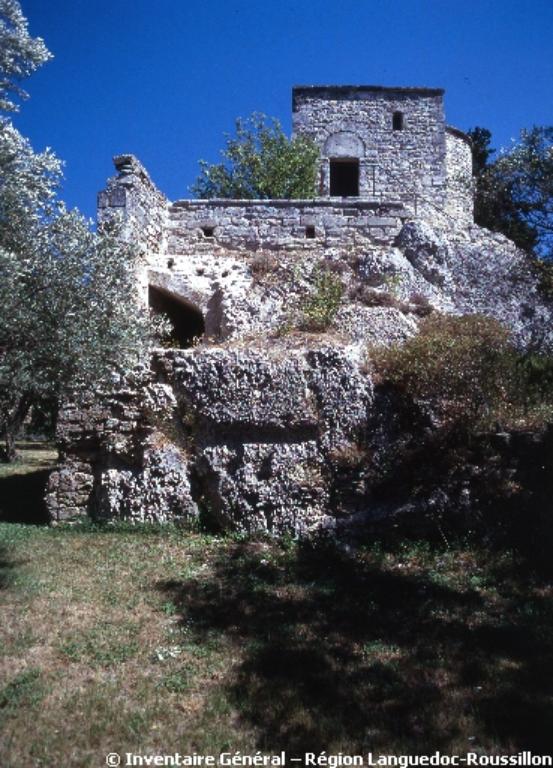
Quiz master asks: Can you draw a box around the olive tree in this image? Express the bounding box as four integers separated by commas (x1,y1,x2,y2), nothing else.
0,0,51,113
0,2,154,460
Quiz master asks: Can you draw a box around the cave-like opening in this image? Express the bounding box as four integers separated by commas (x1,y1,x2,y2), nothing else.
148,285,205,348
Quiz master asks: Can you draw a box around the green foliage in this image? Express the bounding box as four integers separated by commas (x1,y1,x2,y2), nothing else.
468,126,494,174
191,112,319,199
59,622,140,667
371,314,553,429
300,267,343,332
0,0,51,113
159,671,190,693
499,126,553,258
468,125,553,258
371,315,512,426
0,668,45,718
533,256,553,300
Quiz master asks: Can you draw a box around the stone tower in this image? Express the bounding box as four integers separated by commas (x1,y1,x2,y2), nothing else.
292,85,473,222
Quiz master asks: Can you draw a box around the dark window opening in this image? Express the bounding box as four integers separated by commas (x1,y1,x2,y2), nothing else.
329,159,359,197
201,226,215,238
305,225,316,239
393,111,404,131
148,285,204,348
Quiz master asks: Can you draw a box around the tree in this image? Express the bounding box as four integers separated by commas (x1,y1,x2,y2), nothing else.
0,2,154,460
191,112,319,199
495,127,553,258
468,127,538,253
468,125,553,258
0,0,51,112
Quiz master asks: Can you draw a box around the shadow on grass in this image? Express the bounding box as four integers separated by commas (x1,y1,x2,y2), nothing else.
0,470,51,525
158,541,553,754
0,543,20,590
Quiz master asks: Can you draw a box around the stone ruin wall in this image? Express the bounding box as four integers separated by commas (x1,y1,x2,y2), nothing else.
445,127,474,226
164,198,409,258
46,86,508,534
98,154,169,301
98,154,168,252
47,346,371,535
97,158,417,295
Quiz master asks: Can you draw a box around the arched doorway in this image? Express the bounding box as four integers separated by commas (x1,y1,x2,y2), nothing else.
323,131,365,197
148,285,205,348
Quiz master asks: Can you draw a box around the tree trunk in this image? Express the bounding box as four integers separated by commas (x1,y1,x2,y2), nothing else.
0,396,32,463
0,431,17,463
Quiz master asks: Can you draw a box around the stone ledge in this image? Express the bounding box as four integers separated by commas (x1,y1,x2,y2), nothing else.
169,198,409,213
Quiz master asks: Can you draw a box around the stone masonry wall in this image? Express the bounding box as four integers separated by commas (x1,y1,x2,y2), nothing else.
292,86,447,211
164,198,410,260
445,127,473,226
98,154,168,255
47,346,372,535
46,373,197,524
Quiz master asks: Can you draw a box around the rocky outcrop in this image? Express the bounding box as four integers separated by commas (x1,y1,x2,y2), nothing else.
46,376,197,525
394,220,553,348
47,346,372,535
46,210,553,533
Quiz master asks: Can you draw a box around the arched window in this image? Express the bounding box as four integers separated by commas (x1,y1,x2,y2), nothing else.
393,111,404,131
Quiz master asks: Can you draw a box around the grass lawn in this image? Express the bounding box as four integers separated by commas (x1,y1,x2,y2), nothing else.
1,451,553,766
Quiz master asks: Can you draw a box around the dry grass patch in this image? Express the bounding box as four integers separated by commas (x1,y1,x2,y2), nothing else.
0,517,552,765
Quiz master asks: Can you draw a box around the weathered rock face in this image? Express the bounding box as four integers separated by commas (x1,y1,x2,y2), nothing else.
395,220,553,348
47,346,372,535
48,338,553,541
46,377,198,526
47,202,553,532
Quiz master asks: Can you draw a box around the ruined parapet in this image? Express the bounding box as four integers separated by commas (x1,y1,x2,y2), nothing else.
163,198,410,260
97,154,168,255
445,127,474,226
97,154,169,305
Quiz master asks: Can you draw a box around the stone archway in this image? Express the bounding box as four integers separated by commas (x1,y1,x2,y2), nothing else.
321,131,365,197
323,131,365,159
148,284,205,348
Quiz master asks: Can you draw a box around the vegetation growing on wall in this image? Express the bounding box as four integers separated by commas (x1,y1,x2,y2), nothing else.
299,267,344,332
369,313,553,429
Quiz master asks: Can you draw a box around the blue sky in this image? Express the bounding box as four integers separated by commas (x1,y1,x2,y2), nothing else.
14,0,553,219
